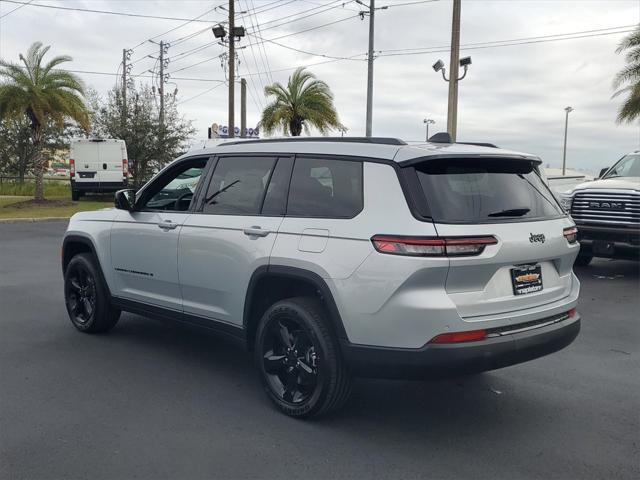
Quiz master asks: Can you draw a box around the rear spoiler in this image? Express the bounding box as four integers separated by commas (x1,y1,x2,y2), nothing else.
398,154,543,167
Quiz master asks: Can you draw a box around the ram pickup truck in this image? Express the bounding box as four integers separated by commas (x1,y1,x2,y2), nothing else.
560,151,640,265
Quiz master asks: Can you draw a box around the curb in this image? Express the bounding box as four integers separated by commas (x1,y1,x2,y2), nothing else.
0,216,70,224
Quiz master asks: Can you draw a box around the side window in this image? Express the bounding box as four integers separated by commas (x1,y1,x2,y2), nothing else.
142,159,206,212
262,157,294,215
202,156,276,215
287,157,363,218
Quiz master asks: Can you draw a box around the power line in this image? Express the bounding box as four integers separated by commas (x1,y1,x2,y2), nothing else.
63,68,226,84
177,81,226,105
130,4,224,50
249,0,275,84
247,0,355,33
246,31,365,60
240,0,272,93
0,0,33,20
1,0,226,22
377,26,637,57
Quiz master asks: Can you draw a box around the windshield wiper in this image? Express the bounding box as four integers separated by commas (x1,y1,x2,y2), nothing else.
487,208,531,217
205,179,240,204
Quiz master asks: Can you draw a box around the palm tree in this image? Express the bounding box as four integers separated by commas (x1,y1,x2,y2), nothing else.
0,42,90,201
260,67,342,136
613,27,640,124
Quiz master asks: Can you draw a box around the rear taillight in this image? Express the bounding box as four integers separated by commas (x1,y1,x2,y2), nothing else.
563,226,578,244
429,329,487,344
122,159,128,179
69,159,75,179
371,235,497,257
567,307,577,318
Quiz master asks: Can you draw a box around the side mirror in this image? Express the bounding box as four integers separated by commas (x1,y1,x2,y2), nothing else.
114,189,136,211
598,167,609,179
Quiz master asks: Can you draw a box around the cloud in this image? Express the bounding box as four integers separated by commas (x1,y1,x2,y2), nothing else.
1,0,638,173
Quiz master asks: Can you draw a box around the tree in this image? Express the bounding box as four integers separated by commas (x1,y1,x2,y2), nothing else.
92,84,195,187
260,67,343,136
0,42,90,200
0,117,35,181
613,27,640,124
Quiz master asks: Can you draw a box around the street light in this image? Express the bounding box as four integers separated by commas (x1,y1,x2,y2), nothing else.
562,106,574,176
423,118,435,141
432,55,471,141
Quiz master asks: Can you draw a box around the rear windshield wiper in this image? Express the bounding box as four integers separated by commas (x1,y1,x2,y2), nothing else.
487,208,531,217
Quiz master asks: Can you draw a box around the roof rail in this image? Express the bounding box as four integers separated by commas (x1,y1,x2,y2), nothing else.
219,137,407,146
457,141,499,148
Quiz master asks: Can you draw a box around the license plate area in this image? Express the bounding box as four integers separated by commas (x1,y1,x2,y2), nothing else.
511,264,543,295
79,172,96,179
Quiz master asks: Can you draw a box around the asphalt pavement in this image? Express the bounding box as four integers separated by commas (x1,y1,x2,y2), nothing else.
1,221,638,480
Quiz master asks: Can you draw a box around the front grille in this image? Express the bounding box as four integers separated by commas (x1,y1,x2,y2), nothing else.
570,190,640,226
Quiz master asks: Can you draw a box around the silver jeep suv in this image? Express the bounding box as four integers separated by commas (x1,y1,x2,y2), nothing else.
62,137,581,417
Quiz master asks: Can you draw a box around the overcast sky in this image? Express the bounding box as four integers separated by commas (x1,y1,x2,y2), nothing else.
1,0,639,173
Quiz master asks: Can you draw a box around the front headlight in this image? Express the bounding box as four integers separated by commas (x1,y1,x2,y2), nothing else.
559,192,573,213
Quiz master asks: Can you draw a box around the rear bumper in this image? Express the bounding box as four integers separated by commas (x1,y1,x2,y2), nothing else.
341,313,580,379
576,224,640,260
72,180,127,192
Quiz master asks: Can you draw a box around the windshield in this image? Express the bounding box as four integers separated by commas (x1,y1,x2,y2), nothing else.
603,153,640,178
412,158,564,224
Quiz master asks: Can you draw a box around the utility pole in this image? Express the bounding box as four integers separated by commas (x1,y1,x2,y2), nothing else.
562,106,573,176
121,49,127,131
447,0,461,141
159,40,165,134
365,0,374,137
228,0,235,138
240,78,247,138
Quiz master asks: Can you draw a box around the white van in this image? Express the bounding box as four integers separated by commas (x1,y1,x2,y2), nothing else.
69,139,128,200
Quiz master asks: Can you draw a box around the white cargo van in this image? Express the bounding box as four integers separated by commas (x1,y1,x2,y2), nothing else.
69,139,128,200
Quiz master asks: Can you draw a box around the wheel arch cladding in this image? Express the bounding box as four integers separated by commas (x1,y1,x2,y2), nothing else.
243,265,348,350
62,235,112,297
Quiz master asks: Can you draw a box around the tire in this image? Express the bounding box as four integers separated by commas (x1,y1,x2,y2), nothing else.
255,297,352,418
71,190,80,201
575,252,593,266
64,253,120,333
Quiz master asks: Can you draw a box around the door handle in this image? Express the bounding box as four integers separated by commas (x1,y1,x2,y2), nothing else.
158,219,178,230
243,226,270,237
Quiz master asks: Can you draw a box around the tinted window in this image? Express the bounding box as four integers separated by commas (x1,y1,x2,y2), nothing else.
605,153,640,178
202,156,275,215
287,157,363,217
413,159,563,223
262,157,293,215
144,161,206,211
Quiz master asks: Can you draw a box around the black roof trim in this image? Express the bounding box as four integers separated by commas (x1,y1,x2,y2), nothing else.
218,137,407,146
457,142,499,148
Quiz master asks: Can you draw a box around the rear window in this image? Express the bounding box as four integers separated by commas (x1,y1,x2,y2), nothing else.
411,159,563,223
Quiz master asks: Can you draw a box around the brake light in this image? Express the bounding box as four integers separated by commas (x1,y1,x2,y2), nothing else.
122,159,128,178
429,329,487,344
371,235,497,257
567,307,577,318
69,159,75,179
563,226,578,244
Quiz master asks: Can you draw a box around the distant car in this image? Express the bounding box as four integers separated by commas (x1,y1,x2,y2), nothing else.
69,138,128,201
54,168,69,177
560,151,640,265
62,136,581,418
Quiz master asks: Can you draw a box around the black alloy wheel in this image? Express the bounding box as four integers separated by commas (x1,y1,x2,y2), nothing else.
65,262,97,325
64,253,120,333
255,297,352,418
262,317,319,404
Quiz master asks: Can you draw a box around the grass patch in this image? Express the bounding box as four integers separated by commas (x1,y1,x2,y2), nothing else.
0,195,113,219
0,180,71,197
